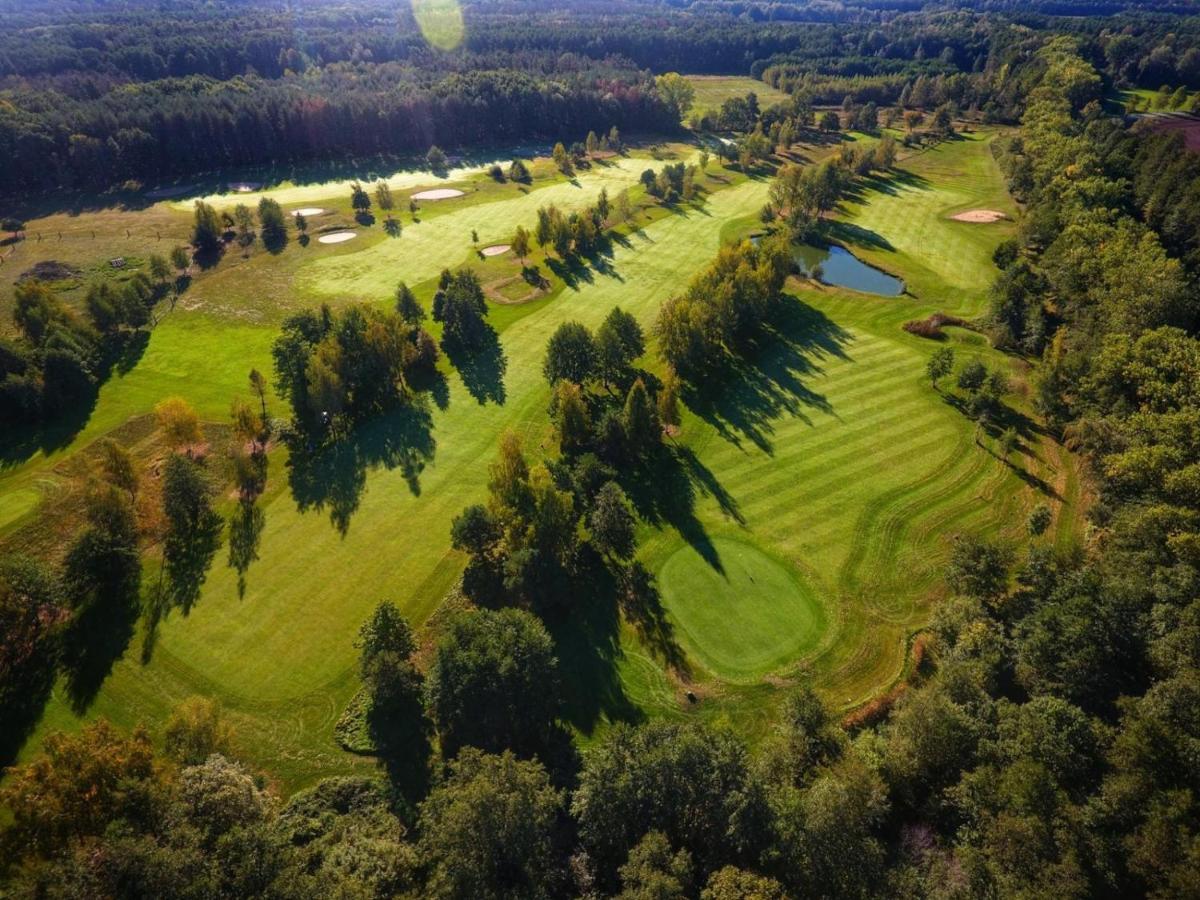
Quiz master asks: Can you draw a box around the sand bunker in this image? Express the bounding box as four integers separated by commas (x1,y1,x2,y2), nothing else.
292,207,325,217
317,231,358,244
230,181,262,193
411,188,465,201
480,244,510,257
145,184,197,200
950,209,1007,223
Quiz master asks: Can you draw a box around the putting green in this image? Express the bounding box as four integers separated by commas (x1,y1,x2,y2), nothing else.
660,539,826,682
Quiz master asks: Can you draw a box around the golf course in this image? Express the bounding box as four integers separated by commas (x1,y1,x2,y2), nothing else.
1,128,1083,792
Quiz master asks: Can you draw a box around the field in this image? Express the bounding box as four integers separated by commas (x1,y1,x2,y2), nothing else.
685,75,791,118
1,130,1084,792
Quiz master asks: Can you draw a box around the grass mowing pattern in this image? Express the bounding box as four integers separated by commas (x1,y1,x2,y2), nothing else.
4,131,1085,791
660,539,825,682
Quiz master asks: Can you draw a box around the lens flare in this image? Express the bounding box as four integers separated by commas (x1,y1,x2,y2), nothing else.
411,0,465,51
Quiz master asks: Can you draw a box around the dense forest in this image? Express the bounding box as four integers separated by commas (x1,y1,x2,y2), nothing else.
5,0,1200,196
4,0,1200,897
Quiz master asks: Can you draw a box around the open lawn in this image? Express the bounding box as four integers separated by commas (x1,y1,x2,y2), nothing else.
2,129,1084,792
685,75,790,118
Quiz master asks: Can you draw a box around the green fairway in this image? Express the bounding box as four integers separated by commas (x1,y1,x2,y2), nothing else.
660,539,826,682
2,130,1086,792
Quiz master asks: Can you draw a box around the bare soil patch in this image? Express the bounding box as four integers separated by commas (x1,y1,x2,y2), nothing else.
410,188,465,201
18,260,81,283
949,209,1007,223
317,231,358,244
483,274,546,305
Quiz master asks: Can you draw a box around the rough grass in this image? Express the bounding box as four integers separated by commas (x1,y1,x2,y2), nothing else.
3,130,1085,792
685,75,790,118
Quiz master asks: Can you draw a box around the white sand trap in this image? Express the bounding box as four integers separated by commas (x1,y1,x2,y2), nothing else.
230,181,262,193
146,184,197,200
411,188,465,201
317,231,358,244
950,209,1007,223
292,207,325,217
481,244,510,257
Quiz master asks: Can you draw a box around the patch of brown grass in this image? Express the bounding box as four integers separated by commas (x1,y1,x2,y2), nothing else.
903,311,971,340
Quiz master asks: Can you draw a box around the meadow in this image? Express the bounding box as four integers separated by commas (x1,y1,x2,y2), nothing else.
1,129,1083,792
685,75,791,118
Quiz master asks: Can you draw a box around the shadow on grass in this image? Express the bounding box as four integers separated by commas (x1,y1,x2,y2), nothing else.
544,547,645,737
443,326,507,406
0,329,150,470
63,587,141,713
142,507,224,663
285,397,437,535
822,218,897,253
940,391,1063,501
683,296,852,455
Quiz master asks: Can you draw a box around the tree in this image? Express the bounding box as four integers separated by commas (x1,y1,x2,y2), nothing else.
162,453,217,542
427,145,448,172
552,380,591,453
926,346,955,386
876,134,898,169
590,481,636,559
508,159,530,183
396,282,425,324
819,111,841,132
191,200,222,253
257,197,287,248
99,438,139,501
148,253,172,283
0,719,160,855
155,396,202,449
419,749,564,900
2,217,25,240
374,181,394,210
512,225,531,264
230,396,262,448
608,126,622,151
596,307,645,387
356,601,426,762
946,534,1011,603
573,722,769,881
552,142,573,176
1028,504,1053,536
248,368,268,422
701,867,787,900
656,72,696,123
957,359,988,392
544,321,597,386
617,831,694,900
233,203,255,247
170,245,191,272
350,182,371,213
623,378,659,456
586,130,600,154
932,103,955,136
424,608,560,758
164,696,233,765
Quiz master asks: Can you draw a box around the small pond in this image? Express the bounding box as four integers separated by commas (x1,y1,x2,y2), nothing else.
793,243,904,296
